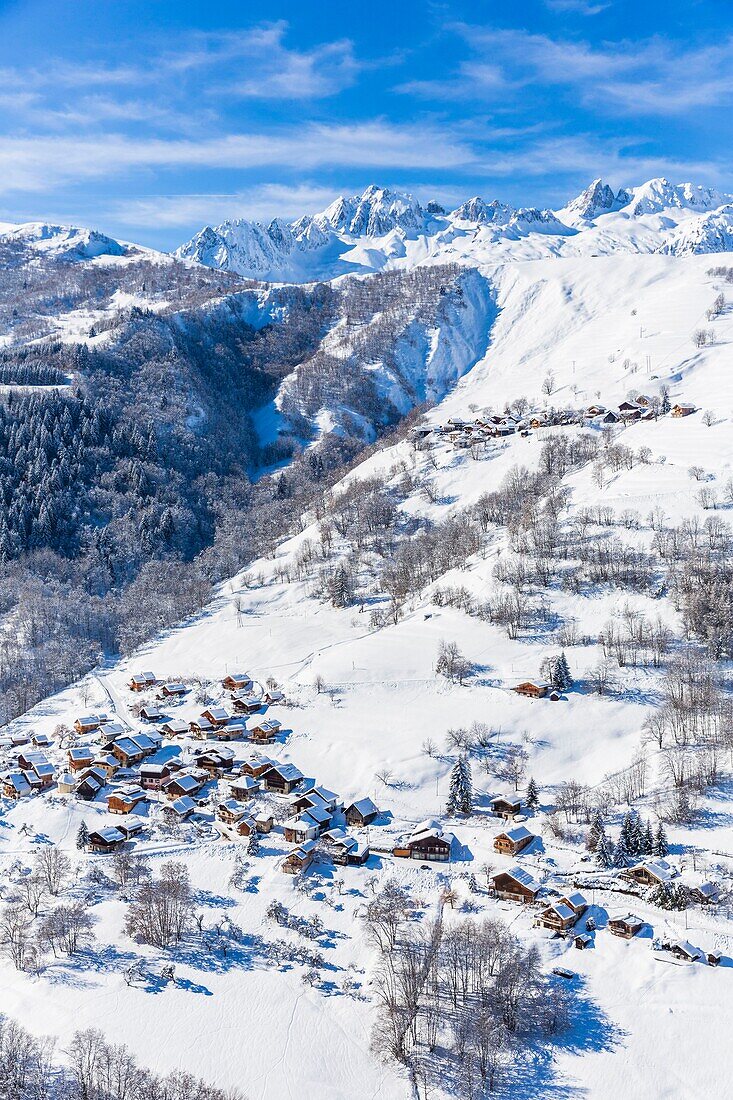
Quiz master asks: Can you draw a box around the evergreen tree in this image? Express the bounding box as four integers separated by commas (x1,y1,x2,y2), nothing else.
612,831,630,867
643,819,654,855
595,832,614,869
586,811,605,852
447,755,473,815
247,829,260,856
627,811,645,857
653,822,669,858
76,820,89,850
556,651,573,691
525,776,539,810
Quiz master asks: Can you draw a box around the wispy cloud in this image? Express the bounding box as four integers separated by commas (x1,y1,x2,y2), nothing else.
544,0,611,15
109,183,342,229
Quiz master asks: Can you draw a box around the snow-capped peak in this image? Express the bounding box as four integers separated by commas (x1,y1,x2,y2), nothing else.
451,197,514,225
627,178,732,216
564,178,623,221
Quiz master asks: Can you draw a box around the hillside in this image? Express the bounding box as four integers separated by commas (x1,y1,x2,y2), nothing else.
1,229,733,1099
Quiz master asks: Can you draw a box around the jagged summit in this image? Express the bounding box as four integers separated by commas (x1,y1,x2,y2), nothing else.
565,178,623,221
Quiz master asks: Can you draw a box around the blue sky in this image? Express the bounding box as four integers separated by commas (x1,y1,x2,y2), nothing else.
1,0,732,248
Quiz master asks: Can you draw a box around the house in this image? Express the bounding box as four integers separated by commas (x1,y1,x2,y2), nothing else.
618,400,641,419
323,828,370,866
91,754,119,780
283,806,331,844
161,773,205,800
159,682,187,698
249,718,282,744
107,784,147,815
223,673,253,692
232,691,265,715
139,762,174,790
211,720,247,742
75,768,107,801
201,706,230,729
194,747,235,776
345,797,379,826
189,717,214,738
264,689,285,705
707,951,722,967
291,785,339,816
261,762,303,794
129,672,156,692
574,933,593,950
608,913,644,939
236,815,257,838
217,799,249,825
622,859,676,887
67,747,95,773
139,705,164,724
671,403,695,418
228,775,260,801
254,811,274,834
670,940,703,963
110,737,146,768
513,680,549,699
538,892,587,932
97,722,126,747
31,733,51,748
489,795,521,820
492,866,540,903
241,756,277,779
17,752,54,788
494,825,536,857
118,818,145,840
56,772,76,795
585,404,607,418
1,770,31,800
87,827,126,853
165,795,196,821
9,731,30,748
690,882,720,905
282,839,317,875
74,714,109,735
600,410,620,424
396,820,454,862
159,718,189,738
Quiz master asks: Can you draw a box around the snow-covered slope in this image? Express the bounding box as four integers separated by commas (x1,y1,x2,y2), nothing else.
176,177,733,282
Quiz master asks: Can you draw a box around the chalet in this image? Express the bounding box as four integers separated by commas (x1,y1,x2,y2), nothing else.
110,737,146,768
249,718,282,744
165,795,196,821
513,680,549,699
161,772,205,800
618,400,641,420
194,747,236,776
139,705,164,724
76,769,106,801
345,797,379,826
236,815,257,838
189,717,214,738
67,747,95,773
98,722,126,746
232,691,265,715
217,799,249,825
254,811,274,834
264,689,285,705
291,785,339,816
529,415,547,430
261,762,303,794
87,827,126,853
707,951,722,967
241,756,277,779
671,403,695,418
397,820,454,863
92,754,119,780
690,882,720,905
282,839,317,875
17,752,54,788
9,731,30,747
493,825,536,857
608,913,644,939
670,940,703,963
107,784,147,815
222,673,253,692
283,806,331,844
1,770,31,800
129,672,156,692
159,718,189,738
491,866,540,903
538,892,587,932
636,394,653,407
574,933,593,950
159,682,187,698
323,828,370,866
118,818,145,840
489,795,521,820
585,404,606,418
201,706,230,728
56,773,76,795
74,714,109,735
598,410,620,424
228,775,260,800
622,859,675,887
31,733,51,749
211,720,247,742
139,762,174,790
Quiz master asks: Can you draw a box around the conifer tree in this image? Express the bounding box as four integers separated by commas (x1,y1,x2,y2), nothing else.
643,819,654,855
595,832,614,869
613,831,630,867
653,822,669,858
447,755,473,815
247,829,260,856
76,820,89,851
586,811,605,852
525,776,539,810
556,651,573,691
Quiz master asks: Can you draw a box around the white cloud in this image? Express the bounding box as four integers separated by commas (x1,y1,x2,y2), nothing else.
545,0,610,14
109,184,342,229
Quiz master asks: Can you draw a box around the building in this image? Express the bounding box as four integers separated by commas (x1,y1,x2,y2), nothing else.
236,815,257,838
91,754,119,780
283,806,331,844
282,839,316,875
217,799,249,826
241,756,277,779
87,827,126,853
538,892,587,932
159,718,189,738
67,747,95,773
110,737,147,768
491,866,540,903
107,785,147,815
139,762,175,790
164,795,196,821
322,828,370,866
249,718,282,744
75,768,107,801
574,933,593,950
232,691,265,715
228,775,261,801
513,681,550,699
1,770,31,800
129,672,156,692
201,707,230,729
211,720,247,742
264,689,285,705
489,795,521,820
690,882,720,905
194,747,235,776
139,705,164,724
493,825,536,857
608,913,644,939
261,762,303,794
622,859,675,888
395,820,454,862
74,714,109,735
159,682,187,698
669,940,703,963
671,403,695,418
292,785,339,816
161,773,205,800
56,772,76,795
223,673,253,692
345,797,379,826
17,752,54,789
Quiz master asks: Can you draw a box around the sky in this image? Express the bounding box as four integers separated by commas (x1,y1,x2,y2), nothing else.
1,0,732,249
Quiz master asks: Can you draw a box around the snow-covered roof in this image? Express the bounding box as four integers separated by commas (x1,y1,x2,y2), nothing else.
169,795,196,815
348,796,378,817
562,891,587,910
160,719,188,733
504,825,534,843
92,826,126,843
499,865,540,891
545,902,575,921
610,913,644,926
270,762,303,781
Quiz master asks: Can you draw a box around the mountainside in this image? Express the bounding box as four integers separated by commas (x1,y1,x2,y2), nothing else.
176,177,733,281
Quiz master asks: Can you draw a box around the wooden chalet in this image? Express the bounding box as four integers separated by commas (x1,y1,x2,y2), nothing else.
236,815,257,838
161,772,205,800
669,940,703,963
75,768,107,801
109,737,146,768
345,797,379,826
92,754,119,780
56,772,76,795
1,770,31,800
67,747,95,773
493,825,536,857
538,892,587,932
139,762,175,790
223,673,253,692
189,717,214,738
129,672,156,692
88,826,126,853
201,706,230,729
210,720,247,742
574,933,593,950
159,682,188,698
165,795,196,821
264,689,285,705
107,785,147,815
291,785,339,816
622,859,675,888
228,775,260,800
253,811,274,834
139,705,164,724
261,762,303,794
31,733,52,748
241,756,276,779
217,799,249,826
232,691,265,715
249,717,282,744
17,752,54,789
491,866,540,904
690,882,720,905
282,839,316,875
489,795,521,821
194,747,235,776
323,828,370,866
671,403,695,418
283,805,331,844
513,680,549,699
608,913,644,939
395,820,454,863
74,714,109,735
707,951,722,967
159,718,189,738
